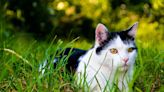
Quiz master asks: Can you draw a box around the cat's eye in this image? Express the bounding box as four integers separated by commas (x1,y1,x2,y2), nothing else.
110,48,118,54
128,47,134,53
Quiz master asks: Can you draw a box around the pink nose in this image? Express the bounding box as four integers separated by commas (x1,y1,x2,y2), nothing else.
123,58,129,63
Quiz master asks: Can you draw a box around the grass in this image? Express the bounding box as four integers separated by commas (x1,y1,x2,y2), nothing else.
0,33,164,92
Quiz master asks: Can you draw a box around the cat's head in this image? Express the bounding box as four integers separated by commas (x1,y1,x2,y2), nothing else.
94,22,138,71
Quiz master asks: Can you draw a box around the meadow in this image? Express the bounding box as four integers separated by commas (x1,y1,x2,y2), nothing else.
0,32,163,92
0,0,164,91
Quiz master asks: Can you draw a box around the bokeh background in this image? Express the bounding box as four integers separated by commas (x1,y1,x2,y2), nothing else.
0,0,164,49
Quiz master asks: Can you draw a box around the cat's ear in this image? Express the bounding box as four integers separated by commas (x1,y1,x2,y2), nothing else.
127,22,138,38
95,23,109,46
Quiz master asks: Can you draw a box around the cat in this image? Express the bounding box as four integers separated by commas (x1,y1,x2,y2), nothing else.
39,22,138,92
76,22,138,92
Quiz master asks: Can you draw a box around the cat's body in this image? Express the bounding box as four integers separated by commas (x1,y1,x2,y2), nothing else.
39,22,138,92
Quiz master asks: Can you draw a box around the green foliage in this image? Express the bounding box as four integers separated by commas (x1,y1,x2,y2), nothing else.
0,36,163,91
1,0,164,43
0,0,164,91
2,0,53,39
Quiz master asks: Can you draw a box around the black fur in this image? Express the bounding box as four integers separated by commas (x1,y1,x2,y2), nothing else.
96,29,136,54
55,48,86,72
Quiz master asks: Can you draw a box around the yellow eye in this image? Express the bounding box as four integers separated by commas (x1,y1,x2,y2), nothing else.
110,48,118,54
128,48,133,52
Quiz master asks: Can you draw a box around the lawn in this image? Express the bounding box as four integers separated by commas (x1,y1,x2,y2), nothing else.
0,33,163,92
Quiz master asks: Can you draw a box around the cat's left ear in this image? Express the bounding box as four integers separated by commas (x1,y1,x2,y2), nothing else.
95,23,109,46
127,22,138,38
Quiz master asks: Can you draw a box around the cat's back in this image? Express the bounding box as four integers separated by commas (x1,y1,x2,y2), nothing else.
62,48,87,72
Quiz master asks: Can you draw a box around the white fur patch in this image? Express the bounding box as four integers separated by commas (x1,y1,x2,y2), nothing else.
76,36,137,92
39,59,57,75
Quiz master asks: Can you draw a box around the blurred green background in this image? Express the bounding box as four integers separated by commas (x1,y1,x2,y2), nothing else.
0,0,164,49
0,0,164,91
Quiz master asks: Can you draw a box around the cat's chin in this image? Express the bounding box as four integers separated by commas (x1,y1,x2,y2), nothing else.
118,65,129,71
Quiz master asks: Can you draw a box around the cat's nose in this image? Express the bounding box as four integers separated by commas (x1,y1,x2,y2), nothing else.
123,57,129,63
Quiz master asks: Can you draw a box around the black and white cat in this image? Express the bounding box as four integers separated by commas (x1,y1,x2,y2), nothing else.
76,23,138,92
39,22,138,92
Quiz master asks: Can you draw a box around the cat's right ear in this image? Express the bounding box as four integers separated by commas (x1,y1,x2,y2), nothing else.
95,23,109,46
127,22,138,38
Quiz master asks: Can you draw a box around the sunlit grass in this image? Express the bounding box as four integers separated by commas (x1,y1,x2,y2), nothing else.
0,33,163,92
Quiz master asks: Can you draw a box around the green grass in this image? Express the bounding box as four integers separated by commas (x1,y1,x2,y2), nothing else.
0,33,163,92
